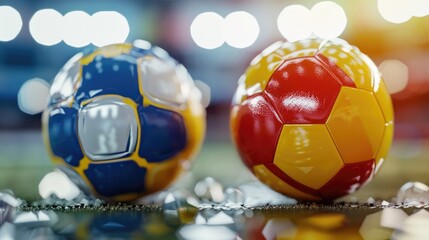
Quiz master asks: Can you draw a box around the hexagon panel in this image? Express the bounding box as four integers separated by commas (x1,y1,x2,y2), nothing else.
273,124,344,189
319,159,375,199
316,39,380,93
236,38,325,104
78,97,138,161
230,93,283,169
264,57,343,124
326,87,385,164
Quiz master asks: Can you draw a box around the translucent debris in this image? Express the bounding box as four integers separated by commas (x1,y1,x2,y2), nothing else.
367,197,376,204
396,182,429,206
177,225,238,240
238,182,296,206
224,188,244,209
206,211,234,225
38,169,81,201
194,177,224,203
359,210,394,240
380,208,408,229
163,193,181,226
162,190,199,226
196,208,219,224
0,222,14,240
0,190,21,226
262,218,296,240
13,211,53,227
381,200,390,207
393,210,429,240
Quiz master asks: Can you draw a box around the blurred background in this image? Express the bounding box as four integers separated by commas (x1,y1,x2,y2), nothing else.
0,0,429,200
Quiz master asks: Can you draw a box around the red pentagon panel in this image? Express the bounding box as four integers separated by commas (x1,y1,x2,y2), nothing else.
265,163,321,199
318,159,375,200
315,54,356,88
231,93,283,169
264,57,343,124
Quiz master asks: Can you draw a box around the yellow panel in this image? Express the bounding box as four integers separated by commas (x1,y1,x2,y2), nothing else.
273,124,343,190
374,122,394,173
253,165,321,201
326,87,385,164
236,39,323,104
374,80,394,123
317,39,380,93
146,158,182,194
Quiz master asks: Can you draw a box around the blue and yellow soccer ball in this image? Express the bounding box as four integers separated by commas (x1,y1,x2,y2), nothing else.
42,41,206,201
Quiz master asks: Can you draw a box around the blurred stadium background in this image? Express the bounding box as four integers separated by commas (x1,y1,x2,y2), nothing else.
0,0,429,200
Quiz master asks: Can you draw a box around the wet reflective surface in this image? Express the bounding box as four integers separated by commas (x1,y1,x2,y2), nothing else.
7,201,429,239
0,180,428,239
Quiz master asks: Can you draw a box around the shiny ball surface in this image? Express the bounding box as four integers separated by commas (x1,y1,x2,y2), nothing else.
43,42,205,201
230,38,394,201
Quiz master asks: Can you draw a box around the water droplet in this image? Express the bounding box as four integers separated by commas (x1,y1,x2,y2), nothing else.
381,200,390,207
194,177,224,203
224,188,244,208
396,182,429,206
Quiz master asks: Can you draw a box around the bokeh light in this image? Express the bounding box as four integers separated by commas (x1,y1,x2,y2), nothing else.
411,0,429,17
223,11,260,49
310,1,347,39
30,10,129,47
91,11,130,47
378,0,413,24
190,12,224,49
17,78,50,115
0,6,22,42
29,9,63,46
62,11,92,48
379,59,409,94
277,5,312,42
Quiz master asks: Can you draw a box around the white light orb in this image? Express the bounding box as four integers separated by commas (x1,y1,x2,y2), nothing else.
190,12,225,49
0,6,22,41
310,1,348,39
223,11,260,48
91,11,130,47
62,11,92,48
411,0,429,17
277,5,312,42
378,0,413,24
17,78,50,115
29,9,63,46
379,59,409,94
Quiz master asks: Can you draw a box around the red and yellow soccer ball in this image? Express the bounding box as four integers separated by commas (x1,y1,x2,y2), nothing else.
230,38,394,201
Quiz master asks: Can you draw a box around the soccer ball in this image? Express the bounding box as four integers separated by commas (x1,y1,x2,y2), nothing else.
230,38,394,201
42,41,206,201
